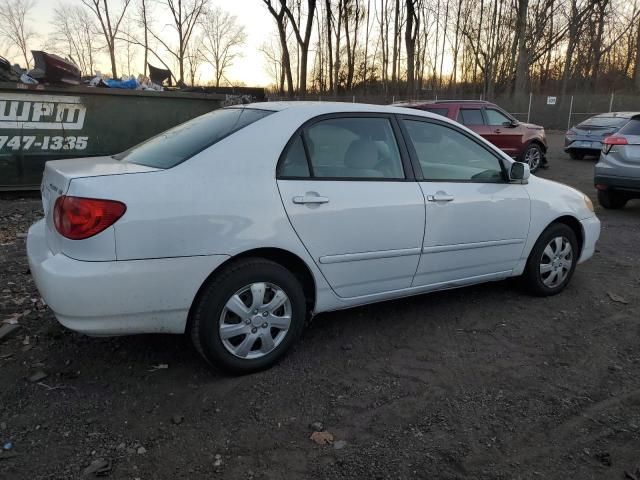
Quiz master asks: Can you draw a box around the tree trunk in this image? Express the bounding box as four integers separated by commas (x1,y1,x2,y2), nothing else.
514,0,529,96
391,0,399,86
142,0,148,77
405,0,415,96
634,21,640,90
326,0,333,92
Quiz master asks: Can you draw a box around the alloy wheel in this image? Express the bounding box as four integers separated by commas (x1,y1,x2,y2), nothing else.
525,146,541,171
219,282,292,359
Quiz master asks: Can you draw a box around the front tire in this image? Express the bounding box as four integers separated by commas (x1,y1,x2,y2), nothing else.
523,223,579,296
190,258,306,374
523,143,543,173
597,189,627,209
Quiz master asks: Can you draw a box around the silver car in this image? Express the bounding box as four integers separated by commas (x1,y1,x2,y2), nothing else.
595,115,640,208
566,112,640,160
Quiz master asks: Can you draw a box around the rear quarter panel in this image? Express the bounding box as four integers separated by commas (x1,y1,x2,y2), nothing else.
69,108,336,311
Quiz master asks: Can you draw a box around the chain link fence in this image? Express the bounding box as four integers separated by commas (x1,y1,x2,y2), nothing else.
267,92,640,131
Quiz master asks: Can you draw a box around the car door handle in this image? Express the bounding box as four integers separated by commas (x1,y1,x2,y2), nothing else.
293,195,329,204
427,194,455,202
494,129,502,134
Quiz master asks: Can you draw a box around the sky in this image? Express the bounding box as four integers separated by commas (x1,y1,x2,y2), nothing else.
28,0,277,87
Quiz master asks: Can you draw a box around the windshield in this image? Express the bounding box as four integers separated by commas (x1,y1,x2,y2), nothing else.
115,107,273,168
578,116,628,128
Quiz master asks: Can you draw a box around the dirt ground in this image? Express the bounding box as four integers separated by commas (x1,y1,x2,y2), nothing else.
1,133,639,480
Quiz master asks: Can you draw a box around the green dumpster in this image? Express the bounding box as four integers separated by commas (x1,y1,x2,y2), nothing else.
0,83,228,190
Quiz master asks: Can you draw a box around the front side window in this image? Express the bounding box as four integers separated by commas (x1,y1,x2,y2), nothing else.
458,108,485,126
402,119,505,183
485,109,512,126
298,117,405,179
116,107,273,168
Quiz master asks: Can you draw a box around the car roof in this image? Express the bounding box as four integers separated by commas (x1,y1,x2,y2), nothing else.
593,112,640,118
238,101,447,118
392,100,493,108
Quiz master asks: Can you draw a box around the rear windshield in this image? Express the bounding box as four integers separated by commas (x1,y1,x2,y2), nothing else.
578,116,629,128
618,118,640,136
424,108,449,117
115,107,273,168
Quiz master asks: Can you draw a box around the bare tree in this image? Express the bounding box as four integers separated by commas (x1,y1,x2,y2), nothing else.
281,0,317,96
263,0,294,95
0,0,36,69
50,4,99,76
150,0,208,85
200,7,247,87
81,0,132,78
139,0,149,76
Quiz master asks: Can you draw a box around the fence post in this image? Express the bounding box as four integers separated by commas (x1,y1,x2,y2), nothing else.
609,92,614,112
567,95,574,131
527,92,532,123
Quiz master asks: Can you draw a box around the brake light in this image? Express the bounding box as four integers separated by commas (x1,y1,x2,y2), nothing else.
603,136,628,145
54,196,126,240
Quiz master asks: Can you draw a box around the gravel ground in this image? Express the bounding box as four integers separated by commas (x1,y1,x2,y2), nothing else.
1,133,639,480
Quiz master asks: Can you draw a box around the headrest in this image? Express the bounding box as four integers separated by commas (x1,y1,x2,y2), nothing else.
344,140,378,169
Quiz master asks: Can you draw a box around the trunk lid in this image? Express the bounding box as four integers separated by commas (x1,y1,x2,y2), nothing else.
41,156,159,257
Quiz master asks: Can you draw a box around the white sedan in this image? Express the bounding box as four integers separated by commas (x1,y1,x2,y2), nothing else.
27,102,600,373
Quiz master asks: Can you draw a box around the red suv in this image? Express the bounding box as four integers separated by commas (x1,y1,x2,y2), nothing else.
399,100,548,172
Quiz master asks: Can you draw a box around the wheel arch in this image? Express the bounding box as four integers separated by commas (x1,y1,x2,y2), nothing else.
523,138,547,157
186,247,317,333
549,215,584,254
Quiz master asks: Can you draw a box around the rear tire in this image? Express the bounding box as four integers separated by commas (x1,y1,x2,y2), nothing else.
190,258,306,374
569,151,585,160
523,223,579,297
597,190,627,209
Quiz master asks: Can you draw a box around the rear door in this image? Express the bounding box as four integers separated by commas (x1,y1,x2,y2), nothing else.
276,114,425,298
457,107,491,138
398,116,530,287
483,107,522,157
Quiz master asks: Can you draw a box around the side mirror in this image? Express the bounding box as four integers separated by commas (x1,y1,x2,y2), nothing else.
510,162,530,182
503,120,518,128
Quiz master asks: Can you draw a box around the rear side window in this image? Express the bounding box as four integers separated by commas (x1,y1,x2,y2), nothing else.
115,108,273,168
278,135,310,177
424,108,449,117
278,117,405,180
618,118,640,135
458,109,484,126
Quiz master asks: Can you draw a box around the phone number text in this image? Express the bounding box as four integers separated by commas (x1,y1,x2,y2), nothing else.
0,135,89,151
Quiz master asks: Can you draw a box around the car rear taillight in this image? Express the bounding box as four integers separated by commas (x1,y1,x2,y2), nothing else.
602,135,628,154
603,136,628,145
54,196,126,240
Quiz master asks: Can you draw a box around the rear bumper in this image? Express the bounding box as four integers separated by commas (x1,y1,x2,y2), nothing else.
564,137,603,153
594,174,640,194
578,216,600,264
27,220,229,336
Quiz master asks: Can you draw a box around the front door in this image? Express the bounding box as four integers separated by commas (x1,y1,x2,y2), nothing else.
277,115,425,298
483,107,524,157
399,117,531,287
